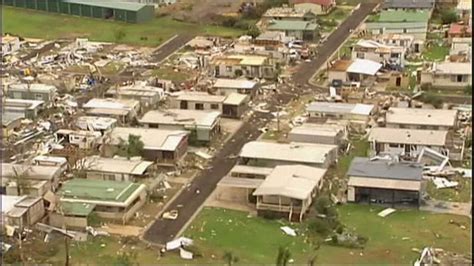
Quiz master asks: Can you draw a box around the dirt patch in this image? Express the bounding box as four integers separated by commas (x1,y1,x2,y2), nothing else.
159,0,242,24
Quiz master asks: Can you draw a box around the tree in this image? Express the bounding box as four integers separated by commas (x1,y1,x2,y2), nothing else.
114,251,137,266
247,25,261,38
464,84,472,95
117,134,144,159
234,69,244,77
114,28,126,42
223,251,239,266
275,246,291,266
440,10,459,25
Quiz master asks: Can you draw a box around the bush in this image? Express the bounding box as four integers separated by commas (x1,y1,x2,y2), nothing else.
440,10,459,24
247,25,261,38
309,218,332,236
314,197,337,217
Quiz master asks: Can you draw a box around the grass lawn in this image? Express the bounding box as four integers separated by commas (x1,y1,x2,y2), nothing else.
423,44,450,61
427,177,472,202
177,206,472,264
336,137,369,177
152,67,193,82
3,7,244,46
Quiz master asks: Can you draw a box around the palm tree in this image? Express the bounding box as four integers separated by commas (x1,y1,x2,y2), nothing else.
276,246,291,266
223,251,239,266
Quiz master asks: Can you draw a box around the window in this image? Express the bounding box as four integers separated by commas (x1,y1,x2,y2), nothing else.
35,94,43,100
195,103,204,110
226,66,232,73
389,143,400,148
356,52,365,59
403,28,407,33
379,53,384,58
210,104,219,110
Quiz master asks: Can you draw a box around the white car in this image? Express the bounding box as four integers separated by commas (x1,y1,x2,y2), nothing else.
162,210,178,220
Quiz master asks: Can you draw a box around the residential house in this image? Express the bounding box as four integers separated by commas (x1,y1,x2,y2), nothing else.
288,123,346,146
139,109,221,143
78,156,154,182
2,195,45,230
381,0,435,10
3,99,44,119
2,112,23,139
254,31,288,46
420,62,472,89
375,34,421,53
352,39,405,68
347,157,424,207
83,98,140,124
214,164,326,222
365,10,431,40
170,91,249,119
1,35,21,56
450,38,472,57
106,127,188,164
290,0,336,15
75,116,118,135
385,107,458,130
55,129,103,149
55,179,147,223
1,163,63,196
211,78,258,98
368,127,453,160
456,0,472,24
267,20,319,41
105,83,166,108
327,59,382,83
233,34,290,64
7,83,57,105
49,201,95,229
32,155,68,173
210,54,277,79
447,23,472,43
262,7,317,23
306,102,375,125
239,141,338,168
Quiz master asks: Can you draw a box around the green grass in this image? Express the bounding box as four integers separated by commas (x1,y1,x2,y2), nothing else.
422,44,450,61
261,130,285,141
336,137,369,177
3,6,244,46
427,177,472,202
180,206,472,264
152,67,192,82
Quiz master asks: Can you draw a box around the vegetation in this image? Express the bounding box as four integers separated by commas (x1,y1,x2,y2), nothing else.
117,134,144,159
440,9,459,25
3,7,244,46
423,43,450,61
223,251,239,266
275,246,292,266
418,92,444,108
427,177,472,202
464,84,472,95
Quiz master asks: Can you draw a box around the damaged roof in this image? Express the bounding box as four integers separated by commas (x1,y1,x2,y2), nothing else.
386,107,458,128
139,109,221,128
79,156,154,176
347,157,423,181
109,127,188,151
369,127,448,146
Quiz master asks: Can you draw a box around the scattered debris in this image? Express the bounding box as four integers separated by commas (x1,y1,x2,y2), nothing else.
280,226,297,236
377,208,396,217
166,237,193,251
162,210,179,220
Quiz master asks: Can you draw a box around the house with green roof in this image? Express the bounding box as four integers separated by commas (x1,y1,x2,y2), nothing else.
267,20,319,41
56,179,147,224
365,10,431,40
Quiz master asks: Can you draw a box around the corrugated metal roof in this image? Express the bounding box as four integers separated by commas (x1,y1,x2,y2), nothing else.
64,0,150,11
386,107,458,127
139,109,220,128
213,79,257,89
348,176,421,191
369,127,448,146
110,127,188,151
347,59,382,76
347,157,423,181
81,156,153,175
223,93,248,106
268,20,318,31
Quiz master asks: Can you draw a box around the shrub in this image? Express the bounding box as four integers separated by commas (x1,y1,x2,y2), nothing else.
309,218,332,236
440,10,459,24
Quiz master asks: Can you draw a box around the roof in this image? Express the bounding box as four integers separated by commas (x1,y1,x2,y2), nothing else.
2,112,24,126
369,127,448,146
64,0,152,11
253,165,327,200
80,156,153,175
228,55,268,66
307,102,374,116
457,0,472,11
291,0,334,7
354,39,403,53
8,83,57,94
365,22,428,29
230,165,274,177
378,10,431,22
86,108,129,116
347,157,423,181
263,7,314,18
1,163,61,181
59,179,145,204
175,92,226,103
329,60,352,71
1,195,27,214
109,127,188,151
449,23,472,35
433,62,472,75
452,37,472,44
348,176,421,191
83,98,139,111
289,123,344,137
382,0,434,9
240,141,337,165
218,176,264,189
267,20,318,31
223,93,249,105
59,201,95,217
347,59,382,75
386,107,458,127
75,116,117,130
139,109,220,128
4,99,44,109
213,79,257,90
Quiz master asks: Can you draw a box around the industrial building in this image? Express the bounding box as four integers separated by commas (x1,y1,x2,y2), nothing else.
2,0,155,23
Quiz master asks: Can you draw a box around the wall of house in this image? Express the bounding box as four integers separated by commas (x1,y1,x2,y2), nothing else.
421,72,472,89
372,142,446,159
328,70,347,82
294,3,323,14
288,132,340,145
171,99,223,113
26,199,45,225
385,122,451,131
86,171,131,182
7,91,54,104
367,24,428,40
49,213,88,229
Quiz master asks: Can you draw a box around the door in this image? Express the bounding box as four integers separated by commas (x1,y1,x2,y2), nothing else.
396,77,401,87
180,100,188,110
414,43,420,53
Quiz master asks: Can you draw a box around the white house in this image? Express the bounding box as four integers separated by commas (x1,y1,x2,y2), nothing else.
385,107,458,130
352,39,405,67
420,62,472,89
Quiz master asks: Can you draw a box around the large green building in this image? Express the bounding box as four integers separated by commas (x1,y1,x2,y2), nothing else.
2,0,155,23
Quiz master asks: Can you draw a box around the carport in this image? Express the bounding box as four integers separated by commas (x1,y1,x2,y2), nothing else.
214,177,263,204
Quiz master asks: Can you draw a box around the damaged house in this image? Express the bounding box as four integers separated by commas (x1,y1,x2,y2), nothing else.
210,54,278,80
290,0,336,15
139,109,221,143
288,123,346,146
420,62,472,89
83,98,140,124
385,107,459,130
239,141,338,168
55,129,103,150
266,20,319,41
327,59,382,84
211,78,258,98
4,99,44,120
7,83,58,105
347,157,424,207
1,163,63,196
352,39,405,68
78,156,154,182
306,102,375,126
105,83,166,108
105,127,188,164
2,195,45,231
75,116,118,135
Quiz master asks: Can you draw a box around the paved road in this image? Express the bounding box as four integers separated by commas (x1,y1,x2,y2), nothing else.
292,3,378,86
143,3,378,245
152,34,195,63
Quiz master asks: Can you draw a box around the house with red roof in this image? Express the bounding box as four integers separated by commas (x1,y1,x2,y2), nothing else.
290,0,336,15
447,23,472,43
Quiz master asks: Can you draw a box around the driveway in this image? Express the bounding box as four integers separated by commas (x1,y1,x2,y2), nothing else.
142,3,378,246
